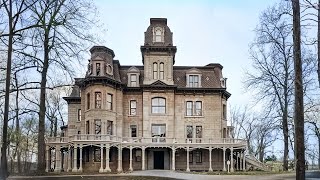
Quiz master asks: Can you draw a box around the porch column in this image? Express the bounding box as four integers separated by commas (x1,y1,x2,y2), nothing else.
171,147,175,171
236,152,239,171
239,152,243,171
104,145,111,172
186,147,190,172
129,146,133,171
79,144,83,172
54,145,61,172
99,144,104,173
117,145,122,172
142,146,146,170
223,147,226,172
72,145,78,172
67,145,71,172
243,150,246,171
209,147,213,172
45,146,50,172
230,147,234,172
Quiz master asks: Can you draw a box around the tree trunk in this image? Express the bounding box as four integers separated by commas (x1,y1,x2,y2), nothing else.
0,1,13,178
318,137,320,170
282,113,289,171
317,0,320,87
14,73,21,173
37,34,50,174
292,0,305,179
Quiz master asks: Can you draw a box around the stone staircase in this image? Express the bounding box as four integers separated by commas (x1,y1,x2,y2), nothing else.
246,154,270,171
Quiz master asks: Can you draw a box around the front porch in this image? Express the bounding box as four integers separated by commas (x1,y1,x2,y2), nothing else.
45,135,247,173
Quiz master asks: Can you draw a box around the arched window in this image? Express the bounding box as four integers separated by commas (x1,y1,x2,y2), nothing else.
155,28,162,42
159,62,164,80
153,62,158,79
151,97,166,114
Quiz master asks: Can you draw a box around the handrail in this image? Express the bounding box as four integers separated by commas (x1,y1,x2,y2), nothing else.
46,135,246,145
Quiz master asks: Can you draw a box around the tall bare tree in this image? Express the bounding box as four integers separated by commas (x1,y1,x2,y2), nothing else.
26,0,98,173
292,0,305,178
0,0,38,177
245,2,294,170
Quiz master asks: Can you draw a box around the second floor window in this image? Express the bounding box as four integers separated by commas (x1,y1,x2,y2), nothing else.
107,93,113,110
86,120,90,134
188,75,199,87
107,120,113,135
94,119,101,134
77,109,81,121
223,104,226,120
186,101,202,116
151,97,166,114
130,100,137,115
95,92,102,109
87,93,90,110
130,125,137,137
186,125,193,139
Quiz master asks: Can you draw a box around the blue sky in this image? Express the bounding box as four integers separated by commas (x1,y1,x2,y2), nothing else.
92,0,278,107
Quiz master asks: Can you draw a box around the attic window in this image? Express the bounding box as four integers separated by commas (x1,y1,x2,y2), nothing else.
220,78,227,88
106,64,113,75
154,27,163,43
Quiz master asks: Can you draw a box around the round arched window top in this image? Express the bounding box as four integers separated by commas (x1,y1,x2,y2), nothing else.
106,64,113,75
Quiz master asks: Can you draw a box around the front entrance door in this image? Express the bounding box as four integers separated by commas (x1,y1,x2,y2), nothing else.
154,151,164,169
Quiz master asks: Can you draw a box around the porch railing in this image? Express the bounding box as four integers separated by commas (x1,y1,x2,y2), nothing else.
46,135,246,146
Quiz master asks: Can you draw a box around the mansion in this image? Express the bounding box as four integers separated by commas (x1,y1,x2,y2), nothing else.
46,18,247,173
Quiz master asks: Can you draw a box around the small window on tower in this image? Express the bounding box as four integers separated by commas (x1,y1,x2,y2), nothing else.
159,62,164,80
155,28,162,42
96,63,101,76
153,63,158,79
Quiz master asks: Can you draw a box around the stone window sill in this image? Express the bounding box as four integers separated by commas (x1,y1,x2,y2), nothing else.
184,116,204,118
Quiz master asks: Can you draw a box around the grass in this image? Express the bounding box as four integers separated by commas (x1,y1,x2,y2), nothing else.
184,170,295,176
8,176,180,180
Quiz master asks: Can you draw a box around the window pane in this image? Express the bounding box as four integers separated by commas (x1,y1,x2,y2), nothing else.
187,125,193,138
196,126,202,138
95,119,101,135
78,109,81,121
195,101,202,116
130,125,137,137
130,100,137,115
153,63,158,71
107,121,113,135
131,74,136,81
186,101,193,116
159,98,165,106
131,100,136,108
107,94,113,110
95,92,101,109
87,93,90,110
159,63,164,71
96,63,101,76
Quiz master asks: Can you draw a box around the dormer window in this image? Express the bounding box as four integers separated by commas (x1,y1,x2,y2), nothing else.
106,64,113,75
130,74,137,87
154,27,164,43
188,75,199,87
186,68,202,88
220,78,227,88
96,63,101,76
155,28,162,42
127,66,140,87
